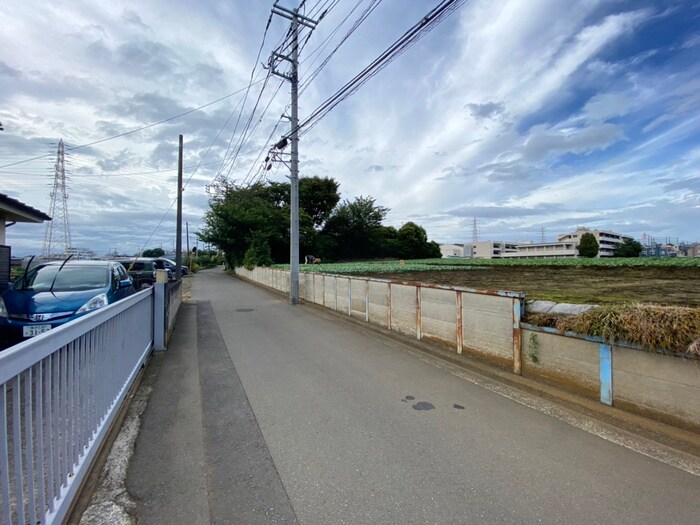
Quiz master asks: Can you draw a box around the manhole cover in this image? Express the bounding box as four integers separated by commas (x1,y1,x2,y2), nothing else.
235,308,255,312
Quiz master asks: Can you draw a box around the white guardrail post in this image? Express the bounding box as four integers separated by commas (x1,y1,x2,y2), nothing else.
153,282,166,351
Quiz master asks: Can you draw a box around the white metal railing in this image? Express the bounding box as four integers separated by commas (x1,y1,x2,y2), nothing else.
0,289,153,525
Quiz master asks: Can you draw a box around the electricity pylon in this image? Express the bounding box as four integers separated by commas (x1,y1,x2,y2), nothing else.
43,139,72,257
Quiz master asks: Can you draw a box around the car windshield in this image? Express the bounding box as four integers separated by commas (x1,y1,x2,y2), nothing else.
15,266,109,292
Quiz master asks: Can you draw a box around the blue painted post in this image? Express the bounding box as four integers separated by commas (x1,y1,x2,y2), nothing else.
599,344,613,406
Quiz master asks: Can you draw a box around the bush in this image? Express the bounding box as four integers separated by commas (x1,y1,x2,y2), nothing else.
243,234,273,270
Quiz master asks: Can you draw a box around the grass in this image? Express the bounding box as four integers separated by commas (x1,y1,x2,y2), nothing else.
526,304,700,357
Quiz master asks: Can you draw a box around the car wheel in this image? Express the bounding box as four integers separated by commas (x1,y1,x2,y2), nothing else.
139,282,152,290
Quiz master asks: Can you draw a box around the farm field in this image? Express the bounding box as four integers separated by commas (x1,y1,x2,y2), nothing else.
296,258,700,306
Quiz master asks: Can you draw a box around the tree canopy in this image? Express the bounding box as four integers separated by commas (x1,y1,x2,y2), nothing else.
578,233,599,258
142,247,165,257
614,238,644,257
199,178,440,266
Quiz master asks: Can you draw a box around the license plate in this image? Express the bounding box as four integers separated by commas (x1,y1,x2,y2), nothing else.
23,325,52,337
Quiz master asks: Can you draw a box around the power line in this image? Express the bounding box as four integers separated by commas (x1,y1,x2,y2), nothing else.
221,77,285,183
0,82,264,170
299,0,384,95
293,0,466,138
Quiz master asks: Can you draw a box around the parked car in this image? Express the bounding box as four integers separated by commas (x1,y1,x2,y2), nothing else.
0,260,134,346
156,257,189,276
116,257,172,288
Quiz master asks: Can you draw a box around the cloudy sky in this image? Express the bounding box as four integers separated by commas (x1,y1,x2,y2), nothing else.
1,0,698,257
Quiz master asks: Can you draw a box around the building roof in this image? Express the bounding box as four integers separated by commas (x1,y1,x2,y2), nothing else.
0,192,51,222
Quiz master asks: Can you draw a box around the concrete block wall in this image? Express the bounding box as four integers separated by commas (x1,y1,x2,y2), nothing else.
236,268,518,362
522,325,700,429
522,328,599,399
421,287,457,348
368,280,390,328
613,344,700,429
462,293,516,366
235,267,699,430
390,284,418,338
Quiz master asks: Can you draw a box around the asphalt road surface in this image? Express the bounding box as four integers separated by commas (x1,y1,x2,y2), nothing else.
129,269,700,524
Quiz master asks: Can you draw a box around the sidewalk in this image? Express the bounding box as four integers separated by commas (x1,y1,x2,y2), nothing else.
126,300,297,524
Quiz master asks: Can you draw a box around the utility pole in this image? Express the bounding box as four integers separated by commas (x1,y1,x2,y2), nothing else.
270,2,318,304
186,221,190,268
176,134,183,280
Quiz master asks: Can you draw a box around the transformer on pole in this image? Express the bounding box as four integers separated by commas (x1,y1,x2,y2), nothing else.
43,139,72,257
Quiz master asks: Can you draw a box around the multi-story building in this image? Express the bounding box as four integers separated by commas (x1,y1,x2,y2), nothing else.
500,241,578,258
439,228,640,259
439,243,472,258
66,247,96,260
472,241,518,259
557,228,633,257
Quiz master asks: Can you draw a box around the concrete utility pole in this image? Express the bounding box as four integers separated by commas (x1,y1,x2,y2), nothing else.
270,2,318,305
176,134,183,280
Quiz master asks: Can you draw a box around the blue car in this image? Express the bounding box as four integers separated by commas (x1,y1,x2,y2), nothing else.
0,260,135,347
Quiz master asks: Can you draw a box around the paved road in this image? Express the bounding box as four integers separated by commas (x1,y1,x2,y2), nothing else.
128,269,699,524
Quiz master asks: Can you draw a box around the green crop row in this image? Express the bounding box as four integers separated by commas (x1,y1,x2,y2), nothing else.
416,257,700,268
274,256,700,274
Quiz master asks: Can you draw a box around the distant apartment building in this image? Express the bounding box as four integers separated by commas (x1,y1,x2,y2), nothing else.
472,241,518,259
439,243,473,258
65,247,96,260
686,244,700,257
500,241,578,258
557,228,633,257
642,243,680,257
440,228,637,259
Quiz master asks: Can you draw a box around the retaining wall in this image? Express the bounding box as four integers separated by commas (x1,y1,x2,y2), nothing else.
236,267,700,430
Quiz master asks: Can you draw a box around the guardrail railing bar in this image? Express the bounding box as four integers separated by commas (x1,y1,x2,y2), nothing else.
24,366,38,525
68,341,76,473
45,353,55,513
12,375,26,525
1,385,11,524
36,360,47,522
52,350,60,502
61,347,69,489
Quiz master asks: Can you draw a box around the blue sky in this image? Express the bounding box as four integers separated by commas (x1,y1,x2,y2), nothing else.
1,0,698,256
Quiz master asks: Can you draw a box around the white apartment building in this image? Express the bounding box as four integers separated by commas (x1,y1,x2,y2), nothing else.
439,243,473,258
439,228,634,259
557,228,633,257
501,241,578,258
472,241,518,259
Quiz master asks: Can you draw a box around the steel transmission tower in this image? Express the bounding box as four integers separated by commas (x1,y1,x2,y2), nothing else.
43,139,72,257
269,2,319,304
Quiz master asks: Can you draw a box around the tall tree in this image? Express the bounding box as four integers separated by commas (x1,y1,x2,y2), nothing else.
199,177,339,266
320,196,389,260
396,222,440,259
578,232,599,258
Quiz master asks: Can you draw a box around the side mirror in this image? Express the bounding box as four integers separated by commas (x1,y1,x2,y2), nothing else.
119,278,133,289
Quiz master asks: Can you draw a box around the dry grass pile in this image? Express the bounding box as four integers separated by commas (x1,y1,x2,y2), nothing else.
525,304,700,357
